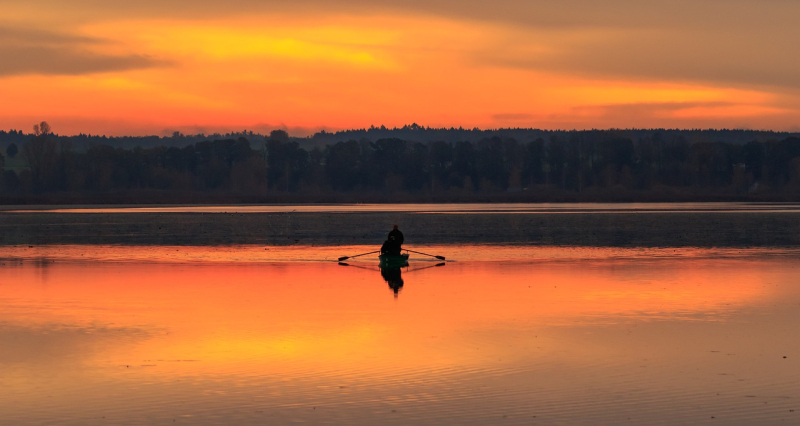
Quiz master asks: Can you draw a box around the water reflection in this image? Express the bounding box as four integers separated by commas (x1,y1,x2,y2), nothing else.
337,261,403,295
2,248,800,425
380,263,447,296
340,259,447,297
8,202,800,214
380,266,404,296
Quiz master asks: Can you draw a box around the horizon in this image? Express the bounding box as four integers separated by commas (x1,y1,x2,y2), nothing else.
2,1,800,136
4,124,800,140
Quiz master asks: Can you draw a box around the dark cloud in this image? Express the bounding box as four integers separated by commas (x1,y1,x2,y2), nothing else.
0,26,171,76
491,101,780,130
569,101,781,130
0,26,97,46
19,0,800,30
0,46,169,76
9,0,800,88
479,26,800,90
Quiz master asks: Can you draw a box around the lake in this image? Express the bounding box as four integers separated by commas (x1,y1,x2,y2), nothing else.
5,202,800,246
2,204,800,425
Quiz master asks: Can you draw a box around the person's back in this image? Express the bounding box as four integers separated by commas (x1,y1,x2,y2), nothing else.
383,236,400,255
381,239,393,255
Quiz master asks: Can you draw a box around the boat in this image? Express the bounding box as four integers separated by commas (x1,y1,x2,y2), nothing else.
378,253,409,268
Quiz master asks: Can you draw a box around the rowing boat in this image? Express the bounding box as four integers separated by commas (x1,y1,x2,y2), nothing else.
378,253,409,267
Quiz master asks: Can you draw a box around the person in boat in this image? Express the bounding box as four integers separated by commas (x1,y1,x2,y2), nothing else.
381,237,395,255
381,235,401,256
386,225,404,254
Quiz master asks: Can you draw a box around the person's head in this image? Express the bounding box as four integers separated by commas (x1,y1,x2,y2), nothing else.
393,224,398,230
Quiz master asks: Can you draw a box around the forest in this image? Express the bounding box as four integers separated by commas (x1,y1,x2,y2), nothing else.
2,124,800,203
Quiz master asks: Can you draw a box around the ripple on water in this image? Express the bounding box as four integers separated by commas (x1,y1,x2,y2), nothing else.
2,245,800,425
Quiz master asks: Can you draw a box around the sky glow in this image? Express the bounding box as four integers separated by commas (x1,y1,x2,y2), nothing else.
1,1,798,136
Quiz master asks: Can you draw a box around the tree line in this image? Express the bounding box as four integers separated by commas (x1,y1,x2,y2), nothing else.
2,125,800,202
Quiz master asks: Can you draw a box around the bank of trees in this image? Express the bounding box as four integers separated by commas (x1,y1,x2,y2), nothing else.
2,126,800,202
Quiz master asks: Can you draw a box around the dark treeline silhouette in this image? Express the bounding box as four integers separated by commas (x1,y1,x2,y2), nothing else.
308,124,800,148
2,125,799,152
0,128,270,151
3,124,800,203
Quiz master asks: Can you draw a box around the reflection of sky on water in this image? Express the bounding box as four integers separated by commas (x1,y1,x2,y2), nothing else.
2,247,800,425
3,244,800,264
7,202,800,214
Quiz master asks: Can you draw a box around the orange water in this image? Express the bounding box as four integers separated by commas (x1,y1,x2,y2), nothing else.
7,202,800,214
2,246,800,425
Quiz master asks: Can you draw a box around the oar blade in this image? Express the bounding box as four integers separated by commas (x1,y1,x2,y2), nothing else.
435,255,446,260
337,256,349,262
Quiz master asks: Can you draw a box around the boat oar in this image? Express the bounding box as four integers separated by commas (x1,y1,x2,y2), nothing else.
337,250,380,262
405,249,446,261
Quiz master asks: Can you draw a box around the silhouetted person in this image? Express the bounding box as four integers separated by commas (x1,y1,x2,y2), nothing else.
385,224,404,255
380,237,395,255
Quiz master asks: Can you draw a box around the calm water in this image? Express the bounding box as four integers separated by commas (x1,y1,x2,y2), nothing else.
3,244,800,425
7,202,800,214
3,204,800,424
5,202,800,247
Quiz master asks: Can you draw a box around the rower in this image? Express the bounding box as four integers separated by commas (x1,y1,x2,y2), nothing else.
387,225,404,254
380,236,395,255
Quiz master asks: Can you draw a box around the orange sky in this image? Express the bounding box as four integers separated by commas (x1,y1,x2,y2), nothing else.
2,1,799,136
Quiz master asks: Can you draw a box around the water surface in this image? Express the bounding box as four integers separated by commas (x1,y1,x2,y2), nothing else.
4,203,800,246
2,245,800,425
6,202,800,214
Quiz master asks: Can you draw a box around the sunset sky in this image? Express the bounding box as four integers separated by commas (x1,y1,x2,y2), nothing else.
2,0,799,136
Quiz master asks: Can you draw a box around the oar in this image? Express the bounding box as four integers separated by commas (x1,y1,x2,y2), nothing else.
405,249,446,261
340,261,444,273
337,250,380,262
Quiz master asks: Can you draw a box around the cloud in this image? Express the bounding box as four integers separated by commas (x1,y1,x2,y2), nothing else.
568,101,790,129
0,26,171,76
0,26,97,45
14,0,800,30
477,25,800,90
8,1,800,89
3,1,799,132
490,101,792,130
573,101,726,118
0,46,169,76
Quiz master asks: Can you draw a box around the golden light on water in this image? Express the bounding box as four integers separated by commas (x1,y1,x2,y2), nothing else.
3,246,800,424
0,251,784,370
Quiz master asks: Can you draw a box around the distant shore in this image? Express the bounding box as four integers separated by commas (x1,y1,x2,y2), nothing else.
4,129,800,205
